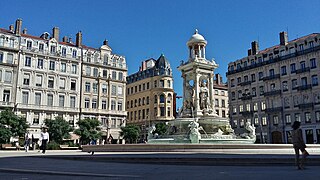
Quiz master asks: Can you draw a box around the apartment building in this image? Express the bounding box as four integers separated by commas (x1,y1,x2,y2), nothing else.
126,54,174,137
227,31,320,144
213,74,229,118
0,19,127,142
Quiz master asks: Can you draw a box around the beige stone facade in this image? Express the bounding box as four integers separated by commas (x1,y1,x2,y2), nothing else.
126,55,174,137
227,32,320,144
213,74,229,118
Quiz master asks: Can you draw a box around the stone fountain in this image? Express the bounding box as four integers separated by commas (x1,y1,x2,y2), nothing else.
148,30,256,144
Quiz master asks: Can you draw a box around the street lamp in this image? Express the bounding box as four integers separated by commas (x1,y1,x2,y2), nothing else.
254,112,265,144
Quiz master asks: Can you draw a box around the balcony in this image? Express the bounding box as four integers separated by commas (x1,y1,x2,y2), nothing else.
298,103,314,109
265,107,283,113
297,84,312,91
239,81,252,86
295,67,310,74
240,94,253,100
262,74,280,81
263,90,281,96
240,111,253,116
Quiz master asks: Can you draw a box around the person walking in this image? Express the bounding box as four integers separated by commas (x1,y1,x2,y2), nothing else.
24,131,31,152
40,127,49,154
291,121,309,170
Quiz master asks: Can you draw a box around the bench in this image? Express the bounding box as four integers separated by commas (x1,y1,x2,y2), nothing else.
1,144,25,150
59,145,79,150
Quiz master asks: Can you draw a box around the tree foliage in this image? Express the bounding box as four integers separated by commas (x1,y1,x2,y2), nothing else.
120,124,140,144
0,109,29,143
44,117,74,144
154,122,168,135
74,118,101,145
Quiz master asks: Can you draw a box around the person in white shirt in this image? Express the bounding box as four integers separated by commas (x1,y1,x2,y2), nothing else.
24,131,31,152
40,127,49,154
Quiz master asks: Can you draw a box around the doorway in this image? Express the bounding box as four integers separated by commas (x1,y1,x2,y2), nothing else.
271,131,283,144
305,129,314,144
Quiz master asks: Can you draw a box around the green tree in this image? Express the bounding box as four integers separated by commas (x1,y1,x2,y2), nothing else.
154,122,168,136
74,118,101,145
44,117,74,144
120,124,140,144
0,109,29,143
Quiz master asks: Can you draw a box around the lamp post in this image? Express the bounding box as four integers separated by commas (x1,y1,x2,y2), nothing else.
254,112,265,144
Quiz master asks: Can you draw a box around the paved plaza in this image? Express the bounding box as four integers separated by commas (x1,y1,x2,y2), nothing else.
0,150,320,180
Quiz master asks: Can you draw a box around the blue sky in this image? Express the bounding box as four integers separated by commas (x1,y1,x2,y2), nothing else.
1,0,320,108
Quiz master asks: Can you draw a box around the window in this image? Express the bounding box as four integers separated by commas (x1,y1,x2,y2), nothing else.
237,77,241,84
27,41,32,50
0,53,3,63
59,78,65,89
270,83,275,91
59,95,65,107
92,99,97,109
215,99,219,107
4,71,12,83
85,98,90,108
33,114,39,125
269,69,274,76
111,85,116,95
72,50,77,58
240,119,244,127
301,77,307,86
112,71,116,80
49,61,55,70
300,61,306,70
85,82,90,92
305,112,311,123
47,94,53,106
61,47,66,57
70,96,76,108
93,83,98,93
3,90,10,102
252,87,256,96
71,64,77,74
118,101,123,111
273,115,279,125
102,100,107,109
262,117,267,126
167,80,171,88
160,94,165,103
281,66,287,75
316,111,320,122
25,57,31,67
233,106,237,114
147,82,150,89
118,86,123,96
61,63,66,72
160,107,165,116
258,72,263,80
160,80,164,87
50,46,56,54
238,90,242,98
102,84,107,94
310,58,316,68
118,72,123,81
253,102,258,111
111,100,116,110
282,81,288,91
215,90,219,95
71,80,76,91
103,70,108,77
93,68,98,77
146,96,150,105
22,92,29,104
290,63,296,73
299,44,304,51
246,103,250,111
7,54,13,64
154,80,157,88
233,120,238,128
285,114,291,124
154,95,158,103
239,105,243,112
36,75,42,87
251,74,256,82
312,75,318,86
48,77,54,88
295,113,301,122
292,79,298,89
86,66,91,76
23,74,30,85
261,101,266,110
259,86,264,95
37,58,43,69
35,93,41,106
231,92,235,100
39,43,44,51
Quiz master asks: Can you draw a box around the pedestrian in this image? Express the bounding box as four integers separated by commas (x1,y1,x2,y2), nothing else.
291,121,309,170
101,139,105,145
31,134,35,150
24,131,31,152
40,127,49,154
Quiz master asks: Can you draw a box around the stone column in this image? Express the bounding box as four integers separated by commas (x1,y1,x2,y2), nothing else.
209,73,215,113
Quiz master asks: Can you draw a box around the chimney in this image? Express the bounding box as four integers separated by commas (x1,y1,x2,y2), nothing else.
52,27,59,41
22,28,27,34
62,36,68,42
251,41,259,55
103,39,108,45
248,49,252,56
68,37,72,43
215,74,221,85
9,25,14,32
14,18,22,35
280,31,288,46
76,31,82,47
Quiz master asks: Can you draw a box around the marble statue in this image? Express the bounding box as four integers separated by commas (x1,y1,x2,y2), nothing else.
147,124,156,140
240,122,256,139
199,80,211,110
188,118,202,143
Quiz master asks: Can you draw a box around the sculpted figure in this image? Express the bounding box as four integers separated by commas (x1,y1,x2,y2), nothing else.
188,118,202,143
199,80,210,110
147,124,156,140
